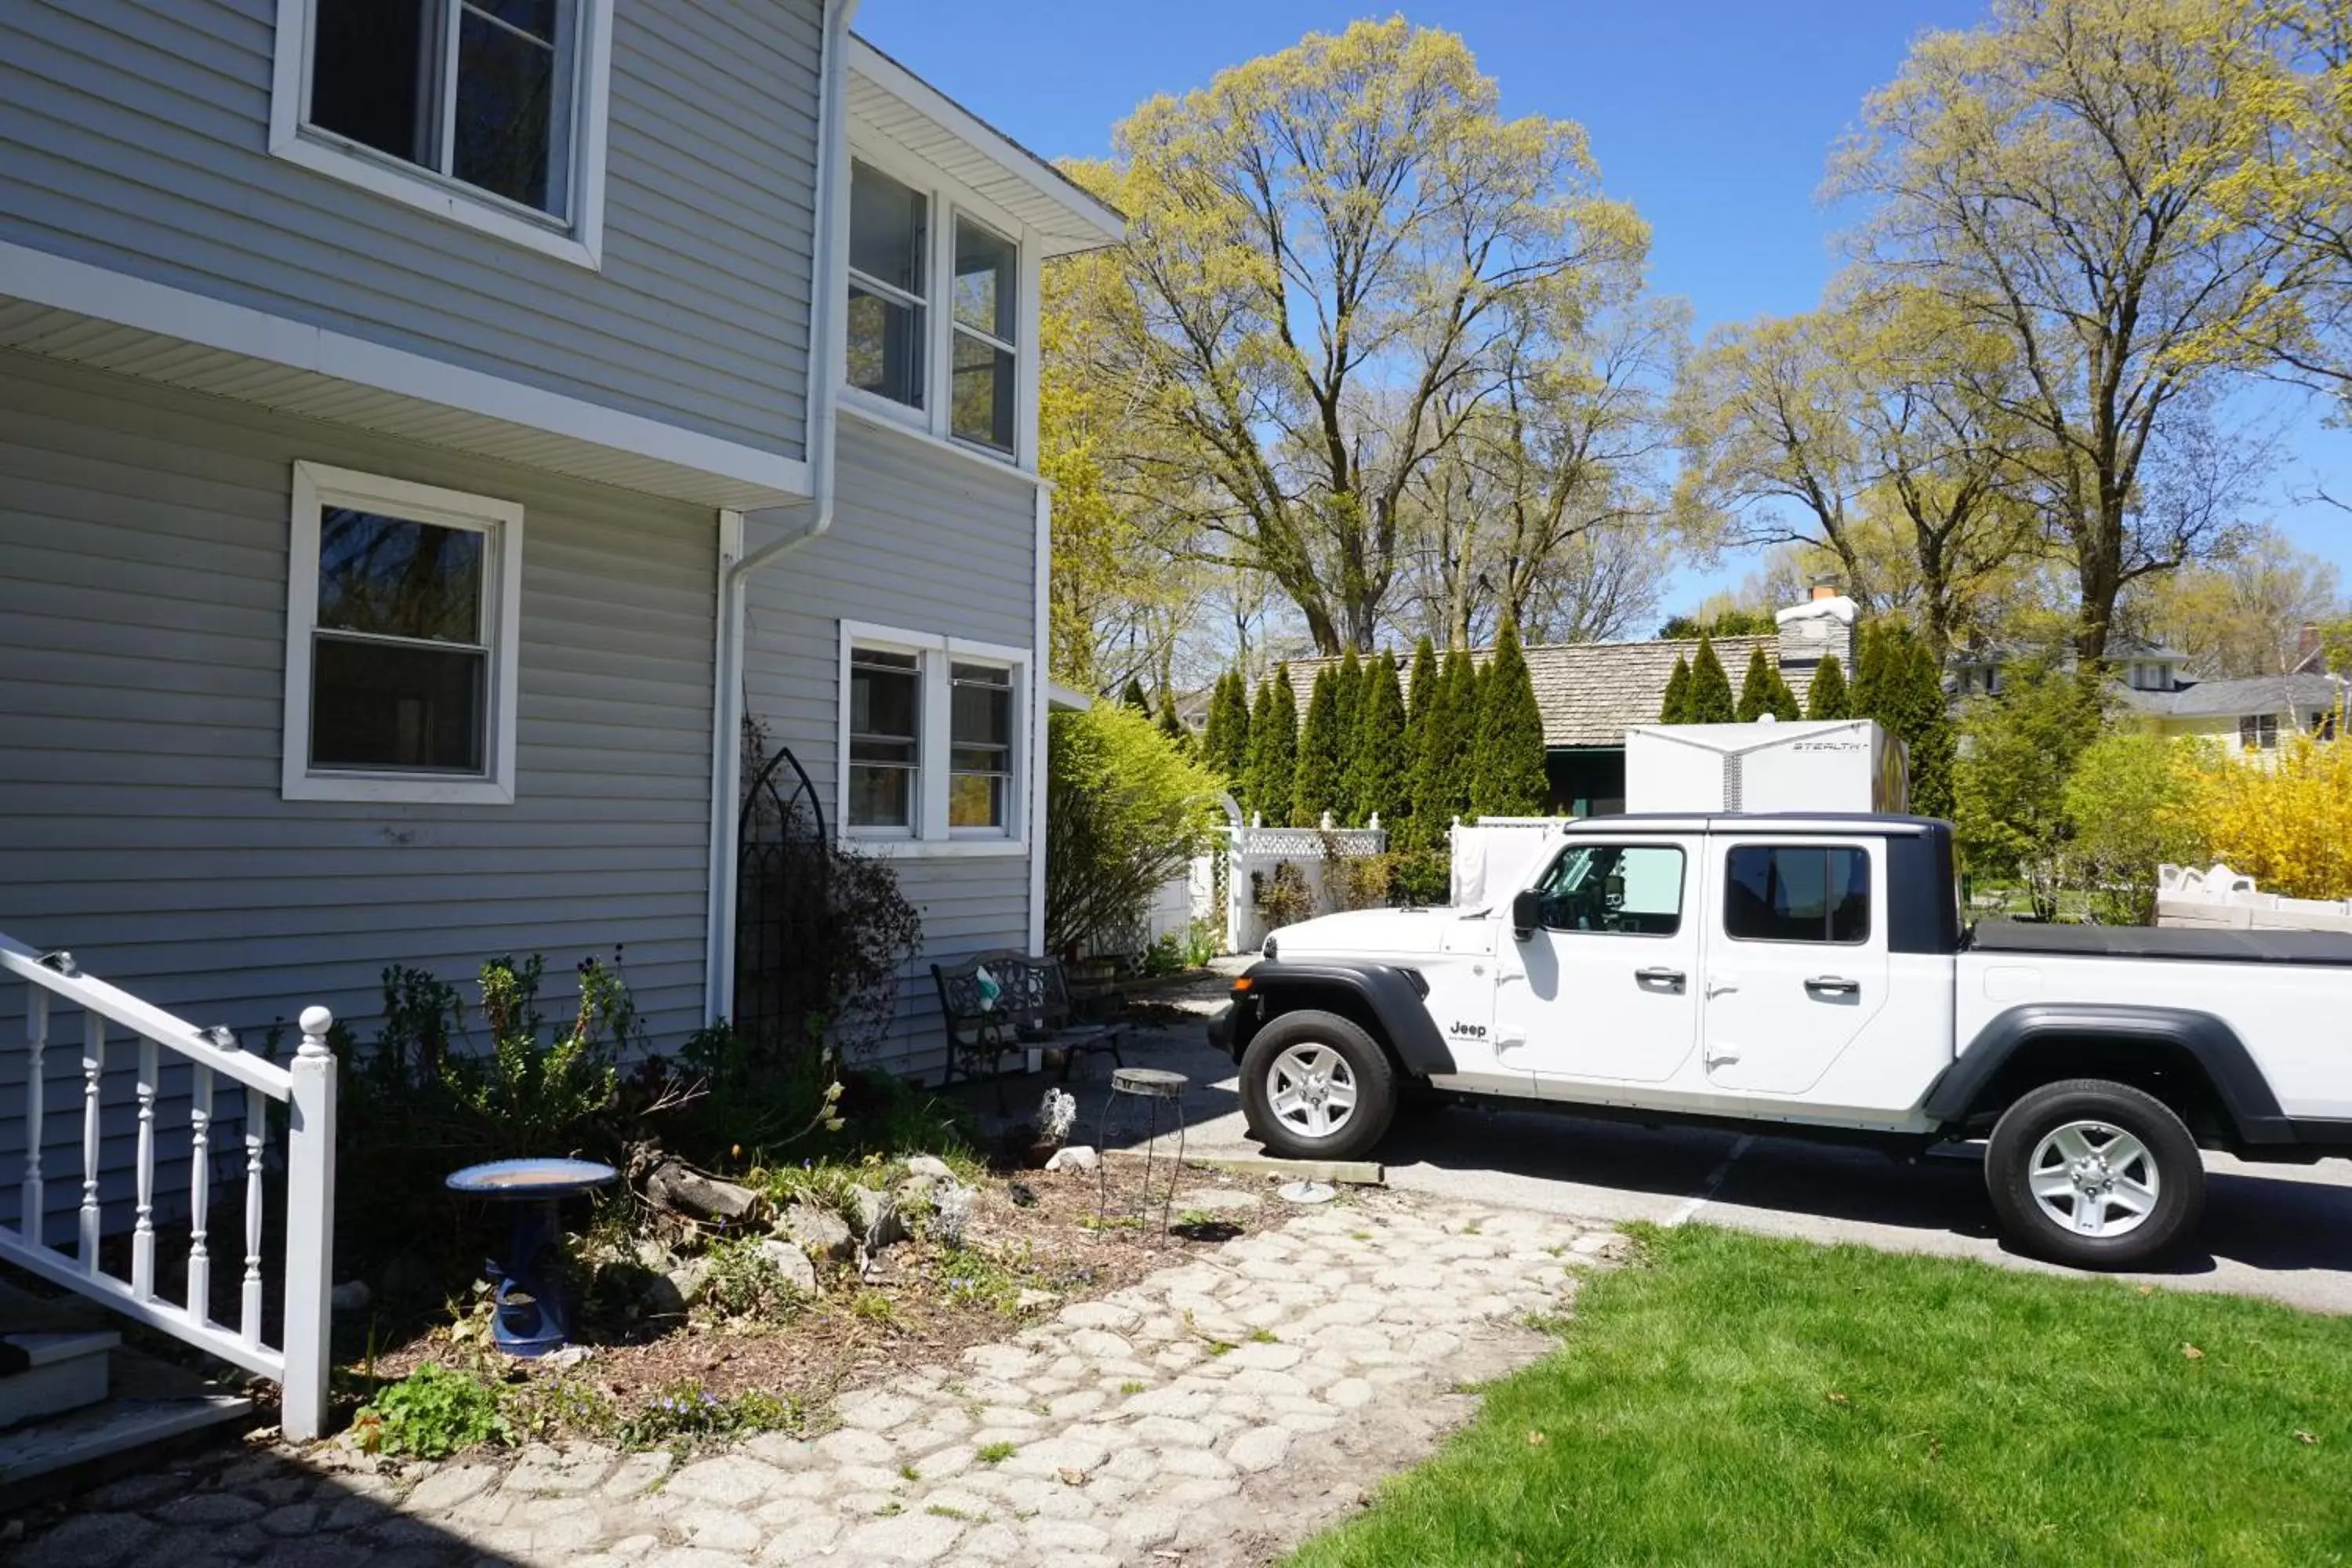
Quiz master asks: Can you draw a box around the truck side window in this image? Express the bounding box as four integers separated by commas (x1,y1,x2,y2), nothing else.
1723,846,1871,944
1534,845,1685,936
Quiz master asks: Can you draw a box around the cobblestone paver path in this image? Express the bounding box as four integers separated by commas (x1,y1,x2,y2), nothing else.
20,1195,1624,1568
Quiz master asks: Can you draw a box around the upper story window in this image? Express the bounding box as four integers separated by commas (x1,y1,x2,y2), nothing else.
845,159,1026,461
270,0,614,267
848,162,930,409
283,463,523,804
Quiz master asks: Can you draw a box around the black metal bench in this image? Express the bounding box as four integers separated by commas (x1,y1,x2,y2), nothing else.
932,950,1129,1104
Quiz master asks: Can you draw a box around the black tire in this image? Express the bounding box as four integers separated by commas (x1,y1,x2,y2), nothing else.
1239,1009,1398,1162
1984,1078,2205,1269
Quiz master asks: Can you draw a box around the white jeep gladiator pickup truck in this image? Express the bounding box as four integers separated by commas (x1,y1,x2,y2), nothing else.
1209,813,2352,1266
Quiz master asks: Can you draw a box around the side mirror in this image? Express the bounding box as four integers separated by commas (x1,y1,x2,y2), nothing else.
1511,889,1541,942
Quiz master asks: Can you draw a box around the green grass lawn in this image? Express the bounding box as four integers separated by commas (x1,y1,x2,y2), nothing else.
1289,1225,2352,1567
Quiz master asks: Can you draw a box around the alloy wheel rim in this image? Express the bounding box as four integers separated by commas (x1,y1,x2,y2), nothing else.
1268,1044,1358,1140
2027,1120,2159,1239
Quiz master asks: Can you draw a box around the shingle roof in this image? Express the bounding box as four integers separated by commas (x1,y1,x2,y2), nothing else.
1284,633,1810,748
2118,672,2348,720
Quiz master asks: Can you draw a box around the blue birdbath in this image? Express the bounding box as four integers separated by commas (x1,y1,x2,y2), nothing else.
445,1157,619,1358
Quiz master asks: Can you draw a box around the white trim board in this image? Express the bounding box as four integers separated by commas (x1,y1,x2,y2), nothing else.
0,241,812,507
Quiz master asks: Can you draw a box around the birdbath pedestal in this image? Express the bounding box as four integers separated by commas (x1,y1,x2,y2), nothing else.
445,1157,618,1358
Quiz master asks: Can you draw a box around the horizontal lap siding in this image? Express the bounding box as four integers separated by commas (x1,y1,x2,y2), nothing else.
742,420,1040,1081
0,354,719,1237
0,0,818,459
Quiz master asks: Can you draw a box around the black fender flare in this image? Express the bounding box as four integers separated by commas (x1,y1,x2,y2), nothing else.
1924,1004,2293,1145
1233,960,1457,1076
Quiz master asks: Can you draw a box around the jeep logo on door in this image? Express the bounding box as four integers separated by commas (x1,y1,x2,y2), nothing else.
1448,1020,1487,1040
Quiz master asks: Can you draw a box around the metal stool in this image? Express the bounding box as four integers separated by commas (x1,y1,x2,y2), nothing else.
1094,1067,1188,1235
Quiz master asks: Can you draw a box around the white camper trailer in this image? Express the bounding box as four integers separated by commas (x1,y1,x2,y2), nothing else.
1623,718,1909,815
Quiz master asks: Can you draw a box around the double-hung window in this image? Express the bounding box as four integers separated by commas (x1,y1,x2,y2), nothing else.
841,624,1028,849
845,160,1027,459
271,0,614,264
2240,713,2280,751
283,463,523,804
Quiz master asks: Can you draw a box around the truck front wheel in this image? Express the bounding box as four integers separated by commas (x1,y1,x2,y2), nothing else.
1240,1010,1396,1162
1985,1079,2205,1269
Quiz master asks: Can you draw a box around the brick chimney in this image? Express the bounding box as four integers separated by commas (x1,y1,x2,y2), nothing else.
1810,576,1841,603
1775,584,1858,681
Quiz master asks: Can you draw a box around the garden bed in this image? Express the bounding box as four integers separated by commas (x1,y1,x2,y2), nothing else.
343,1154,1267,1456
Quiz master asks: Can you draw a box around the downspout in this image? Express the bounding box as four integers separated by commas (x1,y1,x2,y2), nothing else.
704,0,860,1021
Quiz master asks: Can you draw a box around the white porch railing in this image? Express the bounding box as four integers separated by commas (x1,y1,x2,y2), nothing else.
0,932,337,1440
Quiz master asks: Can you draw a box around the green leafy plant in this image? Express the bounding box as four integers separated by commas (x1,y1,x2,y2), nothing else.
442,954,624,1158
1046,701,1228,953
351,1362,510,1458
977,1440,1018,1465
700,1236,811,1323
619,1381,804,1449
1255,860,1316,927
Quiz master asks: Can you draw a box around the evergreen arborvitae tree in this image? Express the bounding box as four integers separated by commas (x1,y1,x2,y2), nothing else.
1121,676,1152,713
1766,662,1803,722
1472,623,1550,817
1892,632,1955,818
1849,622,1888,720
1245,673,1298,826
1156,689,1189,750
1442,648,1481,821
1406,651,1460,852
1659,655,1693,724
1221,671,1255,785
1686,637,1737,724
1405,636,1439,724
1806,653,1851,720
1348,650,1408,827
1200,673,1232,777
1736,646,1777,723
1334,648,1366,750
1292,667,1347,826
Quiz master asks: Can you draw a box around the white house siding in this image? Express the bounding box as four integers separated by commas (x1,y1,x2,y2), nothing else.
740,418,1040,1082
0,0,819,459
0,352,720,1240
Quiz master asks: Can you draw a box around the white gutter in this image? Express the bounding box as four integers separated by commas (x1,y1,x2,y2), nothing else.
702,0,861,1022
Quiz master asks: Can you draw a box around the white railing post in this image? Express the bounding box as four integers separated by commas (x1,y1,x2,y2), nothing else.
278,1006,337,1443
79,1014,103,1271
187,1066,212,1325
132,1037,157,1300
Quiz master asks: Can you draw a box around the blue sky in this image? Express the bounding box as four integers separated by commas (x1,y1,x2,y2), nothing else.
864,0,2350,612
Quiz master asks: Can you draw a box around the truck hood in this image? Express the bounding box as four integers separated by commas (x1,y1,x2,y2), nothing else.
1265,906,1494,959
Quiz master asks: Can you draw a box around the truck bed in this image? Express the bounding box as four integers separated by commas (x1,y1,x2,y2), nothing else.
1969,919,2352,967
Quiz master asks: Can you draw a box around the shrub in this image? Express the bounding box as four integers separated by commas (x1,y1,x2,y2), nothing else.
1952,663,2103,919
1246,668,1300,826
1293,668,1346,826
1045,702,1227,954
1685,637,1736,724
1658,655,1693,724
1348,650,1410,827
1256,860,1316,927
2187,721,2352,899
442,954,624,1160
353,1362,510,1458
1471,624,1548,816
1805,652,1850,720
2063,729,2205,924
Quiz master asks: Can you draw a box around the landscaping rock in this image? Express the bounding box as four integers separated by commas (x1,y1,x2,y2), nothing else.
848,1185,906,1249
753,1237,818,1294
1044,1145,1100,1172
644,1161,764,1227
656,1257,710,1312
328,1279,373,1314
904,1154,956,1181
779,1203,855,1261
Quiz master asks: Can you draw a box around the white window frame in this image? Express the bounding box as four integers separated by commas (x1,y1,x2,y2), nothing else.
839,141,1038,470
267,0,615,270
837,620,1029,856
282,462,524,805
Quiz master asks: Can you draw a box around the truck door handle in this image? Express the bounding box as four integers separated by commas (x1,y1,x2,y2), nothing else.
1805,975,1859,996
1634,967,1686,992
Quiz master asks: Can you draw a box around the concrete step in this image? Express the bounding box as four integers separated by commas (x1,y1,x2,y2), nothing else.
0,1386,252,1492
0,1331,120,1428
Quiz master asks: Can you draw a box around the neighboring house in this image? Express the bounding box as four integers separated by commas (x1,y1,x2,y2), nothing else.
1948,641,2348,754
0,0,1122,1241
1287,589,1859,815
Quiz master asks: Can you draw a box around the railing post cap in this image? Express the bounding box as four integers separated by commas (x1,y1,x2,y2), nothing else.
297,1006,336,1051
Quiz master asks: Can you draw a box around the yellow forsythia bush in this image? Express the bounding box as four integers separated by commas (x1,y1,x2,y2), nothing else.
2187,728,2352,901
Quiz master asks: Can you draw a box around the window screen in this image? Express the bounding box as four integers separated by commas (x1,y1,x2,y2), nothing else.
1723,846,1871,944
1532,845,1685,936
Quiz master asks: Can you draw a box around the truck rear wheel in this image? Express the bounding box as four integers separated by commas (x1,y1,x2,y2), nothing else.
1240,1009,1396,1162
1985,1079,2205,1269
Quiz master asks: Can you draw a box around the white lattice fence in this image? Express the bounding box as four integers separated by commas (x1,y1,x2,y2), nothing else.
1218,815,1391,953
